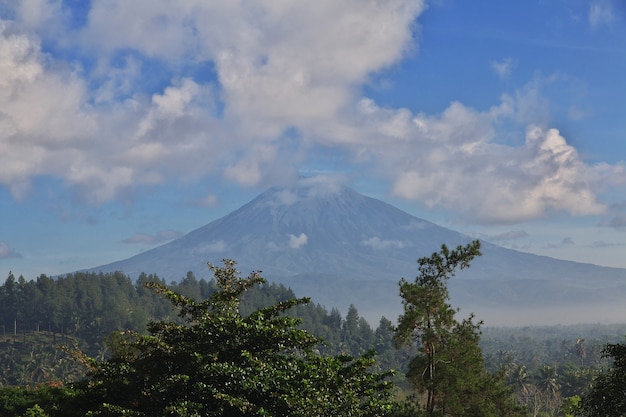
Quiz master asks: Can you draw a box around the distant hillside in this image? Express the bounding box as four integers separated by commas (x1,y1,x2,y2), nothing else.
85,179,626,325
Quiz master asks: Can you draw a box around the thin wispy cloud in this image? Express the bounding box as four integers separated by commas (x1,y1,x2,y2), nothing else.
490,58,515,80
362,237,407,250
598,201,626,231
608,215,626,230
589,0,615,29
0,242,22,260
195,241,228,254
591,240,622,248
194,193,220,208
122,230,184,245
485,230,529,241
542,237,575,249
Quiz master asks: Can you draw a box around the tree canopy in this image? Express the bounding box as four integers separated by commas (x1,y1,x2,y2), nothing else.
394,241,526,417
65,260,394,417
5,248,622,416
583,340,626,416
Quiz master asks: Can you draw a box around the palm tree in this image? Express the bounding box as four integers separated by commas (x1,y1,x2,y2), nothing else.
576,338,586,367
535,365,561,415
511,364,530,399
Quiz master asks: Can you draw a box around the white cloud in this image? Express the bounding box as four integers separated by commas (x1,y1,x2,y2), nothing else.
402,219,431,230
344,83,625,224
81,0,424,134
391,124,615,223
300,175,348,197
122,230,184,245
362,237,407,250
589,0,615,29
195,241,228,254
135,78,204,138
13,0,62,32
0,21,98,199
0,1,425,201
273,189,300,206
567,106,588,121
262,175,349,208
196,193,219,208
490,58,515,80
0,20,222,203
0,2,624,226
0,242,23,259
486,231,530,241
288,233,308,249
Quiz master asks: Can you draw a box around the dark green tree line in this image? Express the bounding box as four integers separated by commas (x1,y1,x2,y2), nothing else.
64,260,394,416
5,246,624,415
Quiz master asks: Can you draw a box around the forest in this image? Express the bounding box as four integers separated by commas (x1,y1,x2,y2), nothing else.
1,242,625,416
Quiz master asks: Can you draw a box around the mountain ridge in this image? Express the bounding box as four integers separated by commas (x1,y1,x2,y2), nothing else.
84,180,626,325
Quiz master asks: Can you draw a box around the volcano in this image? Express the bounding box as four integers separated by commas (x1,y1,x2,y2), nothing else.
86,179,626,325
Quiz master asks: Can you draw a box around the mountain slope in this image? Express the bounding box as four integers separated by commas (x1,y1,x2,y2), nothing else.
86,181,626,325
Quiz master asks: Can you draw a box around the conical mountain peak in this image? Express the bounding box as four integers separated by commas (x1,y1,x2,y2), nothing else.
245,178,371,219
85,181,626,325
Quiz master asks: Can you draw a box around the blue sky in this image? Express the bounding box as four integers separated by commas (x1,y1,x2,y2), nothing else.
1,0,625,280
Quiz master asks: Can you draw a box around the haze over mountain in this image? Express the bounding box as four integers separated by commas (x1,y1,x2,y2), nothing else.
86,178,626,326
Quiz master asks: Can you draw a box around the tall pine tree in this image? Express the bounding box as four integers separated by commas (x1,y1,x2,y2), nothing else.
394,241,525,417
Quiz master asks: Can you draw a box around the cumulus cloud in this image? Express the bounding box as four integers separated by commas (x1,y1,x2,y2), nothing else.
0,21,98,199
288,233,308,249
350,93,624,223
122,230,184,245
0,1,624,226
0,1,424,202
362,237,408,250
0,19,214,203
0,242,22,259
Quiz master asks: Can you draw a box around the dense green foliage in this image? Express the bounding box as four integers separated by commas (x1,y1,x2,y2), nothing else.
481,325,623,416
2,252,626,416
582,339,626,416
45,261,394,416
0,270,173,349
395,241,526,416
0,383,74,417
0,268,409,388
